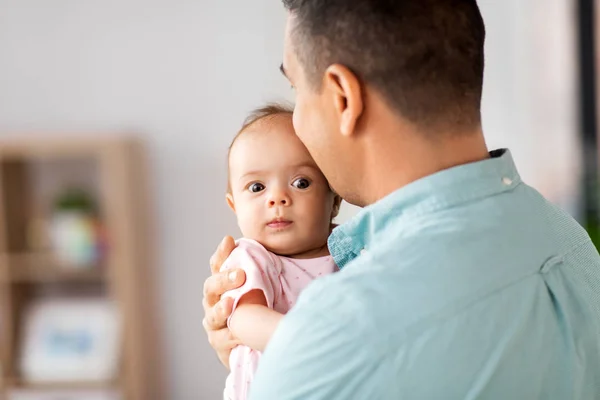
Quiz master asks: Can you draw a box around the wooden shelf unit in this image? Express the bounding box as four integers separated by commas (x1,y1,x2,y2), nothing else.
5,376,118,391
1,253,106,283
0,137,162,400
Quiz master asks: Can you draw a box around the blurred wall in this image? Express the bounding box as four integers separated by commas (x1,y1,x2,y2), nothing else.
480,0,582,219
0,0,582,398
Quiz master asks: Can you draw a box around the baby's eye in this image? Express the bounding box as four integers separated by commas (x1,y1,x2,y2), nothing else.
248,183,265,193
292,178,311,190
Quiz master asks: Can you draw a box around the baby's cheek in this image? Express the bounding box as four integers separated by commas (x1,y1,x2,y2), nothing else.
237,212,259,238
304,211,330,238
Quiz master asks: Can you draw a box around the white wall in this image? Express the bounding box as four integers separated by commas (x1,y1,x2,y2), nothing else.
479,0,581,217
0,1,580,398
0,1,290,398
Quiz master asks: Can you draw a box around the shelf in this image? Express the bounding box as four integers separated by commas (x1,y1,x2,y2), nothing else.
5,376,118,390
0,137,160,399
1,253,106,283
0,136,131,160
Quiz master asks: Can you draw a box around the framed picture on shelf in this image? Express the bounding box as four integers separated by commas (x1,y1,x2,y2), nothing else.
19,298,121,383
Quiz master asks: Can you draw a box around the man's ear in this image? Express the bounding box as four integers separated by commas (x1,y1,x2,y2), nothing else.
323,64,364,137
226,193,236,212
331,195,342,219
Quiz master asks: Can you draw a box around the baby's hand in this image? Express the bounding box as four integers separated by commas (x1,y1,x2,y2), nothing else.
202,236,246,369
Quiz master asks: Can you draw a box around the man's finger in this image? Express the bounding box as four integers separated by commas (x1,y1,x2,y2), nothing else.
203,296,234,330
203,324,240,350
203,270,245,306
210,236,236,274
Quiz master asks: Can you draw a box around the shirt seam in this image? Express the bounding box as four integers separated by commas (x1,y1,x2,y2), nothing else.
379,277,533,370
560,236,594,258
380,253,574,354
356,181,524,265
331,154,520,254
335,180,524,267
400,179,523,223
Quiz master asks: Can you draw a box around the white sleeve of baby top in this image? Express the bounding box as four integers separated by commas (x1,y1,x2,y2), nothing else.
220,239,281,322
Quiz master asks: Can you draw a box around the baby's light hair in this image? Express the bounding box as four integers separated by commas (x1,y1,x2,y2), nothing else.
227,102,294,193
226,102,341,222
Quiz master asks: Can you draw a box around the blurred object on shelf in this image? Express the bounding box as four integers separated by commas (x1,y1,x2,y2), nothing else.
49,188,107,268
19,298,120,384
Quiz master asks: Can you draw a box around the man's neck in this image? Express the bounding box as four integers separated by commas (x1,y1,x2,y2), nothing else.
361,124,489,206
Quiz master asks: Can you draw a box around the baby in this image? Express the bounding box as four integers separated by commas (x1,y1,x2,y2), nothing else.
221,103,341,400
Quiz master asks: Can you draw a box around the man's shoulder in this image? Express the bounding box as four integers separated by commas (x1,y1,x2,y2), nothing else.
300,219,542,336
294,180,598,336
292,255,438,340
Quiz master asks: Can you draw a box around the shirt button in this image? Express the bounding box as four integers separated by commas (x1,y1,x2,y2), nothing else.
502,177,513,186
360,248,367,255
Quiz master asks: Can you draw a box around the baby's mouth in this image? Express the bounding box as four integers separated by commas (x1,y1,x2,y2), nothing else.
267,218,293,229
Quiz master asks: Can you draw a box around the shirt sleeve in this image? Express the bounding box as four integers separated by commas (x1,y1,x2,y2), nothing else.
248,277,390,400
220,240,281,325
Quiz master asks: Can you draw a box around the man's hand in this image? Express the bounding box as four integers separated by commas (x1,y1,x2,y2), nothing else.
202,236,246,369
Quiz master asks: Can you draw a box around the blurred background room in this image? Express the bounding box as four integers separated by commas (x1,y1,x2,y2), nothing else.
0,0,597,399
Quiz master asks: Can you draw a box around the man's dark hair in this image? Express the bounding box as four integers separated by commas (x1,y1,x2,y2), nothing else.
282,0,486,132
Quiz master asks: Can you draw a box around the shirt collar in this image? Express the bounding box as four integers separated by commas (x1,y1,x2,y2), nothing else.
328,149,520,269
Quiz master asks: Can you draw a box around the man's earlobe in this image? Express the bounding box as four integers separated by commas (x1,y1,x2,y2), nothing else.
226,193,236,212
324,64,364,137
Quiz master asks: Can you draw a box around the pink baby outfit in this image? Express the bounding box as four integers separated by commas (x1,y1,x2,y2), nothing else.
220,238,337,400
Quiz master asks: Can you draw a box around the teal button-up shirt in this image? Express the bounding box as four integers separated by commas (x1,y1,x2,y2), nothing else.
249,149,600,399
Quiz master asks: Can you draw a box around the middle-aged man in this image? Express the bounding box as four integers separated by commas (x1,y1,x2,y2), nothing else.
202,0,600,398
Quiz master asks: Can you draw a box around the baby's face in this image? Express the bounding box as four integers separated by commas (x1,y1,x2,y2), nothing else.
227,115,336,257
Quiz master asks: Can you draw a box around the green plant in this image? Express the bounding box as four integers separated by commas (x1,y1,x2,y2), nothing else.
53,188,97,214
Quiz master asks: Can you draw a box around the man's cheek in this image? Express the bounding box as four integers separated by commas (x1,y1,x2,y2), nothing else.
293,113,309,143
292,110,303,136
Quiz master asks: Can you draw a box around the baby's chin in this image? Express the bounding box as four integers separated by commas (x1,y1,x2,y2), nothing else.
255,235,314,257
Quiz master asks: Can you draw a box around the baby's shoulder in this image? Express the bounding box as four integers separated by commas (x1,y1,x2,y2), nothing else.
234,238,272,258
221,238,279,273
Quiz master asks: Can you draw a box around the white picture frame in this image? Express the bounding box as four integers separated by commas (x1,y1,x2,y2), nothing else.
19,298,121,383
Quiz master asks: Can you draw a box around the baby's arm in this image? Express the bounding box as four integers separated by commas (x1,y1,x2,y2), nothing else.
220,240,286,353
229,289,283,352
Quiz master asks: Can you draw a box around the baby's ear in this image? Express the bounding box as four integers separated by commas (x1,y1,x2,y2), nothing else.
331,195,342,219
226,193,236,212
